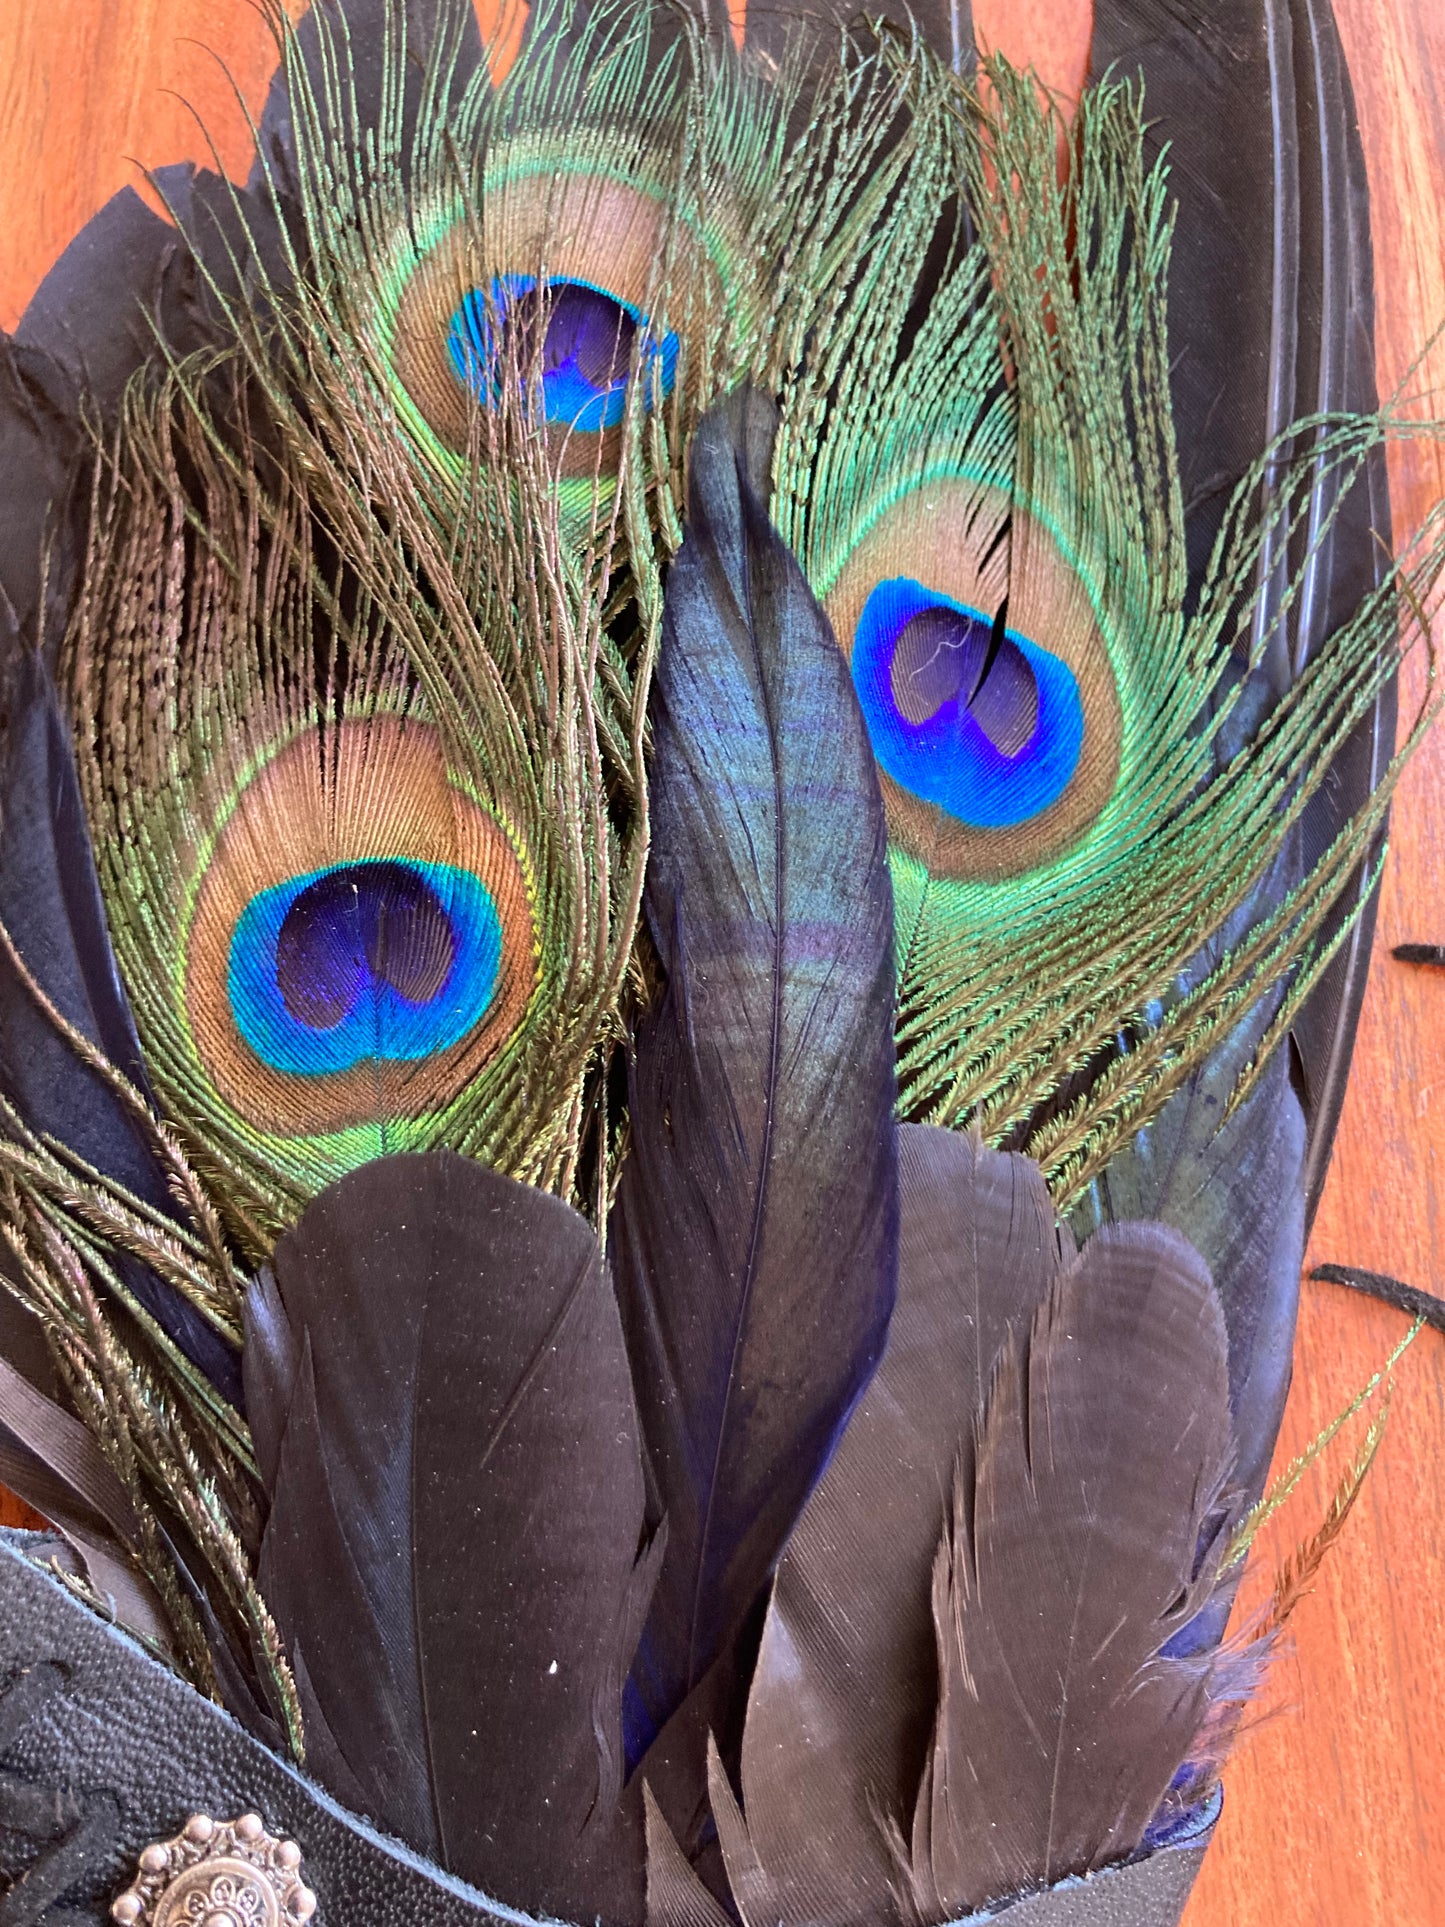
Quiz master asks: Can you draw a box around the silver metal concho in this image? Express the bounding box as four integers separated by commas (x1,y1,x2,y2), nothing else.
111,1813,317,1927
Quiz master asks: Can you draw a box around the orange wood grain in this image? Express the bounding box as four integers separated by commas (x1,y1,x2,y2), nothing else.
0,0,528,334
0,2,296,335
0,1490,44,1532
0,2,1442,1917
974,0,1093,107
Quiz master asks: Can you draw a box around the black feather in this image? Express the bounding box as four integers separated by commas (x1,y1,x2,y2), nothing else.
611,390,899,1767
10,186,204,426
1088,0,1391,1197
247,1150,655,1924
645,1785,735,1927
1086,971,1305,1542
0,339,83,680
241,1267,297,1495
1280,0,1395,1219
0,641,241,1400
1082,0,1391,1516
0,165,258,1402
0,181,217,671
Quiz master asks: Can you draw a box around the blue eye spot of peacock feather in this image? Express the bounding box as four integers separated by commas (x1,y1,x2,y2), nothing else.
447,275,679,432
851,578,1084,828
227,858,504,1077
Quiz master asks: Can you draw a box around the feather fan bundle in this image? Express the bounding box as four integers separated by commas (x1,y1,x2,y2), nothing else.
0,2,1439,1925
685,1131,1241,1927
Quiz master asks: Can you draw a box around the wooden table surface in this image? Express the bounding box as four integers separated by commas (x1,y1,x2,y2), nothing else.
2,3,1441,1921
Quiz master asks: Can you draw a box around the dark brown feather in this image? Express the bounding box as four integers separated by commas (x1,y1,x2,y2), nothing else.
644,1785,736,1927
892,1224,1238,1919
247,1150,654,1924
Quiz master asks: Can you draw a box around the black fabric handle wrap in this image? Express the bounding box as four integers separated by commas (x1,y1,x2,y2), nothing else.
0,1533,1212,1926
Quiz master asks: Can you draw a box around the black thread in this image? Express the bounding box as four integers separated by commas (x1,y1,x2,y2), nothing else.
1311,1263,1445,1334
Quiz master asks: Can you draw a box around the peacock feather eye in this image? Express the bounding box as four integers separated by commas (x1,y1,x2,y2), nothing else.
446,275,679,433
385,166,731,484
757,54,1425,1200
230,859,500,1071
66,332,648,1251
254,0,896,585
851,579,1082,827
822,484,1122,882
187,719,537,1150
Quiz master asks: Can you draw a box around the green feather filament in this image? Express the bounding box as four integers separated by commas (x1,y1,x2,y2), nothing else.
0,1179,293,1725
88,1,940,1250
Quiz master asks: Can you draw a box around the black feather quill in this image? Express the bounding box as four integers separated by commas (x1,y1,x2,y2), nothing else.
246,1150,656,1924
611,390,899,1765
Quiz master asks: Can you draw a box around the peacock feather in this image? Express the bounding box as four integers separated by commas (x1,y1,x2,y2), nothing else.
39,0,965,1259
770,53,1445,1206
209,0,935,601
64,351,622,1256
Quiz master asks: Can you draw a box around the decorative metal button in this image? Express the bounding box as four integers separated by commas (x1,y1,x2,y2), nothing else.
111,1813,317,1926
